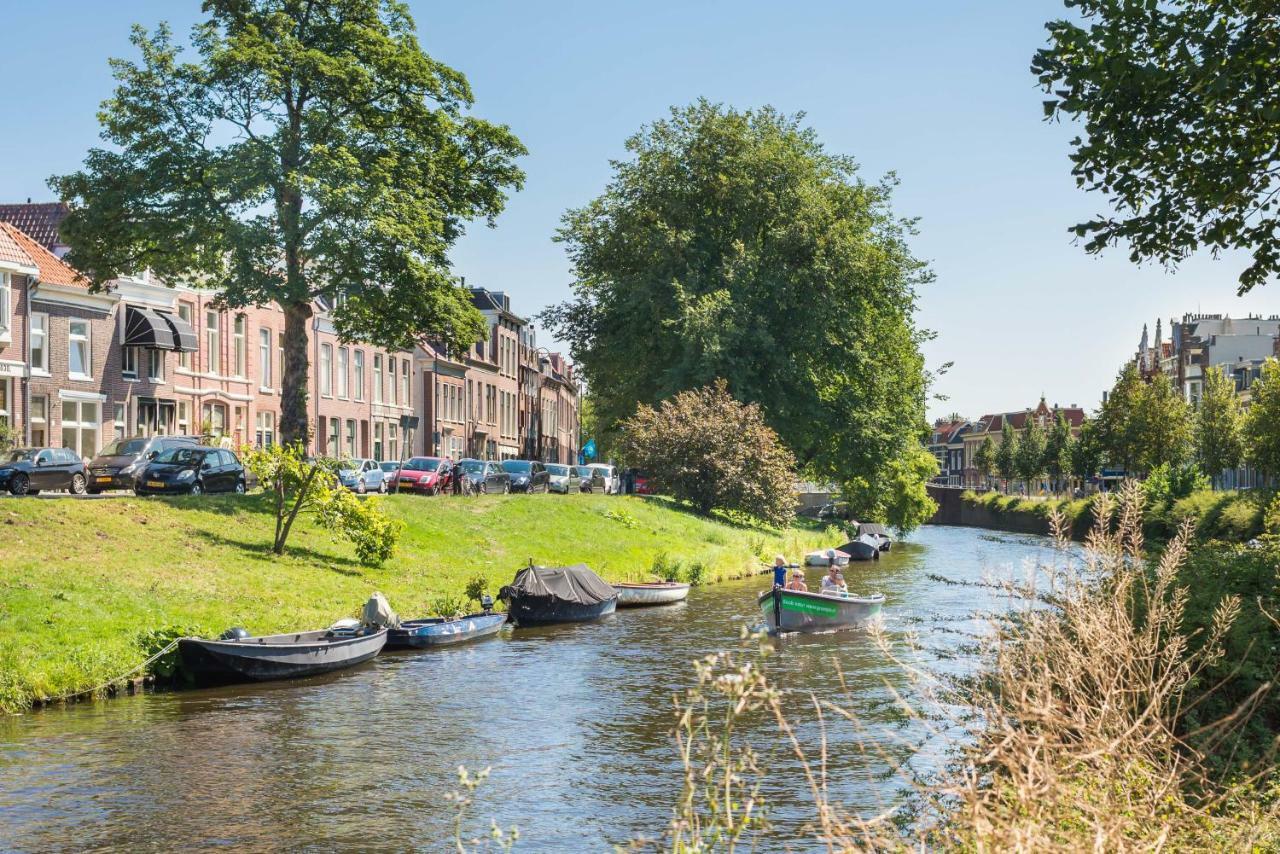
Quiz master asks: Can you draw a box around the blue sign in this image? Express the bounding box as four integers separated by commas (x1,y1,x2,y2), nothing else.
582,439,597,460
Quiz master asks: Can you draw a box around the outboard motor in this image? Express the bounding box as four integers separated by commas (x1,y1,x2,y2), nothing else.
220,627,250,641
480,594,495,614
361,591,400,629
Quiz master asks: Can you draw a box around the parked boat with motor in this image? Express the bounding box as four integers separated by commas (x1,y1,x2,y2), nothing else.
804,548,850,568
387,595,507,648
176,594,396,685
758,587,885,635
857,522,893,552
836,534,881,561
613,581,691,607
499,562,618,626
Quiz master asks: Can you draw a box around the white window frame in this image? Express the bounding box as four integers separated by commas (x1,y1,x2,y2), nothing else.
319,343,333,397
259,328,272,389
373,354,383,403
177,302,193,369
68,320,93,381
353,350,365,401
345,418,356,458
29,311,49,375
29,393,47,445
401,359,410,407
0,272,10,342
148,348,165,382
337,346,349,400
61,397,101,459
0,376,10,430
232,315,246,378
205,310,220,375
122,345,139,380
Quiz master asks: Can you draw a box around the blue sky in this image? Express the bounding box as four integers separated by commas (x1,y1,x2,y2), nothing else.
2,1,1275,421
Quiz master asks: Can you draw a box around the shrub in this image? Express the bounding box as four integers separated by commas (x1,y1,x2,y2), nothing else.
617,381,797,526
684,561,708,586
314,489,403,566
430,594,467,619
1212,494,1265,541
1142,462,1210,508
464,575,489,605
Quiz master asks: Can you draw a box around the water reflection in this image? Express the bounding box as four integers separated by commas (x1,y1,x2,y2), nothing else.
0,525,1063,850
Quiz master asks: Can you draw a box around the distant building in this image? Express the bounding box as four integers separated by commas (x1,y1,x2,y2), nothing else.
1136,313,1280,404
927,417,971,486
960,398,1087,489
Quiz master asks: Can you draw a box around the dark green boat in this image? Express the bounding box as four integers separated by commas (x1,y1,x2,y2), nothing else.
758,588,885,634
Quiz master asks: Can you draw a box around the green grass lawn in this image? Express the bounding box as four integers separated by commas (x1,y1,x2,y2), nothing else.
0,492,836,712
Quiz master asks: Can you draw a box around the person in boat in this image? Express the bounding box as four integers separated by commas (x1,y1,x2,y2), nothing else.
785,567,807,592
821,567,847,597
772,554,789,588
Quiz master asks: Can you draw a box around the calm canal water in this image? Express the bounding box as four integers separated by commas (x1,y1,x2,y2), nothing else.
0,525,1064,851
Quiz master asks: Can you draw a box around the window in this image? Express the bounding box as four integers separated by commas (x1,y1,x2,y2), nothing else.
0,272,10,339
202,402,227,438
259,328,272,388
277,332,285,392
346,419,356,458
337,347,349,399
353,351,365,401
0,378,9,431
256,410,275,447
319,344,333,397
69,321,91,379
148,349,165,382
388,423,399,461
29,395,46,445
388,358,397,406
233,406,246,445
29,312,48,373
62,398,101,459
122,346,139,379
401,359,410,407
327,418,339,456
232,315,246,377
373,421,384,461
177,401,190,435
177,302,193,369
205,310,220,374
373,354,383,403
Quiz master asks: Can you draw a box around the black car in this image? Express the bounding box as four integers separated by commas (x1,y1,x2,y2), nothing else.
0,447,88,496
455,458,511,494
501,459,550,493
87,435,201,494
135,446,247,496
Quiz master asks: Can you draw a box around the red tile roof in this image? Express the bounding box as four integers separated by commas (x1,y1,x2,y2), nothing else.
0,202,70,253
0,222,87,287
0,224,35,270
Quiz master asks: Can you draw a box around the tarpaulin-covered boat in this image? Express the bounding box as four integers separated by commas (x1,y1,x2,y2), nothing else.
613,581,691,607
499,563,618,626
858,523,893,552
758,588,885,635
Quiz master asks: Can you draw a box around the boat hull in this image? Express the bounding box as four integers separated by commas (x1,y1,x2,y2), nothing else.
836,539,880,561
613,583,691,607
177,628,388,685
758,589,884,635
505,595,617,627
386,613,507,648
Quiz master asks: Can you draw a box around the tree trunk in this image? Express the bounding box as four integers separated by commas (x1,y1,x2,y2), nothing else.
280,301,313,448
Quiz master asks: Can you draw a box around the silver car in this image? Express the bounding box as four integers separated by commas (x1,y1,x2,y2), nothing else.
337,458,387,494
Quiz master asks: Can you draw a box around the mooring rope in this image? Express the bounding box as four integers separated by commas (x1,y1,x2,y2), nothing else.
40,638,184,706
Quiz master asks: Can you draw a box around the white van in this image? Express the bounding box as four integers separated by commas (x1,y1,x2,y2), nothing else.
587,464,619,494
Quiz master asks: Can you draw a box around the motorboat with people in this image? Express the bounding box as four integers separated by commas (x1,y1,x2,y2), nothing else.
499,562,618,626
613,581,691,607
758,587,885,635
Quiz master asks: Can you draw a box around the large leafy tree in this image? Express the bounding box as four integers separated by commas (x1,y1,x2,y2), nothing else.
996,421,1018,491
543,101,933,529
1033,1,1280,293
974,435,997,486
1244,358,1280,479
1195,364,1243,485
1096,363,1146,474
1015,417,1048,495
1135,373,1193,474
1043,412,1074,493
1070,418,1103,485
51,1,526,445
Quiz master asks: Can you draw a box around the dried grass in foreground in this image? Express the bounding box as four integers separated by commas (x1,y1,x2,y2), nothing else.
644,482,1280,852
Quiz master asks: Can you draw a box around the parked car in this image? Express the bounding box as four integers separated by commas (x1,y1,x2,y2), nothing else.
573,465,596,492
587,464,619,494
501,459,550,493
0,447,88,496
87,435,201,494
632,470,652,495
455,458,510,494
395,456,451,495
546,463,575,494
378,461,402,477
135,446,247,496
337,458,387,494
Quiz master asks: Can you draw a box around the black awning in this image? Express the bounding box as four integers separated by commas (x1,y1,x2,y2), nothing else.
124,305,176,350
157,310,198,353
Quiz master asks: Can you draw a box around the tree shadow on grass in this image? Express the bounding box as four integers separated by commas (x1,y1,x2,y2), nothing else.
190,529,366,577
632,494,787,534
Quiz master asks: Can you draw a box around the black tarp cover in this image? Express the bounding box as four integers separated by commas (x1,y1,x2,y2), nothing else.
499,564,616,605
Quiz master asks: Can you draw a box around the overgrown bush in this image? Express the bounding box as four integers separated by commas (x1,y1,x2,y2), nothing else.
618,381,797,527
1142,462,1210,508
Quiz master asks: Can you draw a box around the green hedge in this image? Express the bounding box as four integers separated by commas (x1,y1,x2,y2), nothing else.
961,489,1271,543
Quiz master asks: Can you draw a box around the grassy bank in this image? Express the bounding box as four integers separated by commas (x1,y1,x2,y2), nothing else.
0,492,836,713
962,487,1273,542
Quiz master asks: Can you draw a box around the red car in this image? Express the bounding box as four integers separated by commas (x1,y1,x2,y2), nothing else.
395,457,451,495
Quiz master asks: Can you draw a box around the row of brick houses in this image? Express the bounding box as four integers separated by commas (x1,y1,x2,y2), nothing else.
927,398,1087,488
0,203,580,464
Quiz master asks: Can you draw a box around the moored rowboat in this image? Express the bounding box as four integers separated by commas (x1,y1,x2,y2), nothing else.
177,627,388,685
758,588,884,635
613,581,691,607
386,613,507,648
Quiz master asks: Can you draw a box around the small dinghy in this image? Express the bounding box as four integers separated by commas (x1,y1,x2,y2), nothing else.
177,624,388,685
804,548,850,568
387,610,506,649
613,581,691,607
837,534,882,562
500,562,618,626
859,523,893,552
758,587,885,635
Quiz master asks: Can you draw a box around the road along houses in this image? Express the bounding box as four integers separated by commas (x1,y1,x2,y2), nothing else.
0,203,580,464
